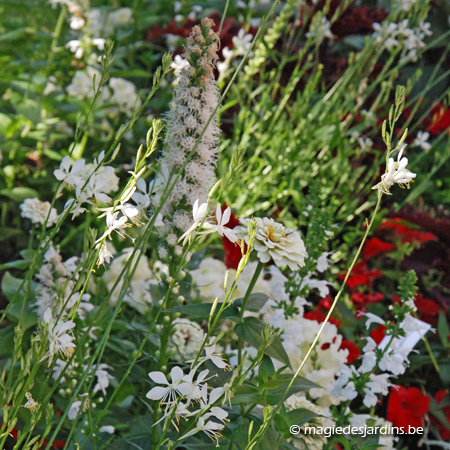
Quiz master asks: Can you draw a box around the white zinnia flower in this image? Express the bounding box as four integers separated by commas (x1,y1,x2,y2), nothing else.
20,198,58,227
372,145,416,194
236,217,308,271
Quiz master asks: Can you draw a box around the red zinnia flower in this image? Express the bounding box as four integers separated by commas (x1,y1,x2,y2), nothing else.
387,386,430,429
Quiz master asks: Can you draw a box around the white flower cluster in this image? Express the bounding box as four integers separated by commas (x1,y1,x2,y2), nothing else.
93,247,166,314
66,67,141,117
20,198,58,228
155,18,221,226
331,311,431,409
268,313,350,409
55,152,119,213
146,338,232,444
34,242,93,320
169,319,206,362
372,19,432,62
236,217,308,271
191,258,274,304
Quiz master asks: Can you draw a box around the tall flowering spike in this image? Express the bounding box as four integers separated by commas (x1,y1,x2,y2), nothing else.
157,18,221,230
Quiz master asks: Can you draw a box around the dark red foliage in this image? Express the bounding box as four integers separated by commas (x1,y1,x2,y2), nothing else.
387,386,430,429
330,6,389,39
145,12,254,60
431,390,450,440
339,261,382,289
388,209,450,309
362,237,396,260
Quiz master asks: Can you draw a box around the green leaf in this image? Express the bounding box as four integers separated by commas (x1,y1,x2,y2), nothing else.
184,249,206,271
1,271,26,301
167,302,240,320
262,374,321,405
234,317,291,368
235,292,269,312
0,187,40,202
231,382,265,405
438,311,450,347
286,408,318,426
274,413,290,436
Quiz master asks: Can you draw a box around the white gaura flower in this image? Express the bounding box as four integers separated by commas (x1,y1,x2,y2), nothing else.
39,308,76,366
54,156,85,189
24,392,39,413
236,217,308,271
372,145,416,195
95,211,131,243
180,416,225,444
96,241,113,266
413,131,431,152
146,366,193,407
202,338,231,371
210,204,239,243
179,199,209,245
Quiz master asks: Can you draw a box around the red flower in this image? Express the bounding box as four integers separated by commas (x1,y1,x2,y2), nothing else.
351,291,384,310
339,261,382,290
304,310,341,327
431,390,450,440
387,386,430,429
414,294,440,324
370,324,387,344
379,218,437,244
339,340,360,363
427,102,450,135
362,237,396,260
